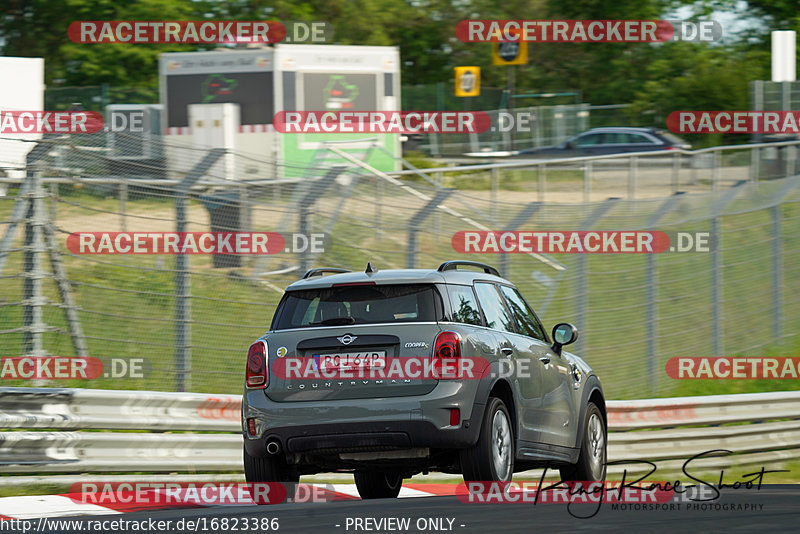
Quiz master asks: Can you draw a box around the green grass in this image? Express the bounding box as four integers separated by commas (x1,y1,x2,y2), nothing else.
0,484,69,498
668,338,800,397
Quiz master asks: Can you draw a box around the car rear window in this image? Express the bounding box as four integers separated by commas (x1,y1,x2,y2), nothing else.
272,283,441,330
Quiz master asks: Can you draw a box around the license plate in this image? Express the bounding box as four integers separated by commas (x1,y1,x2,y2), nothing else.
314,351,387,371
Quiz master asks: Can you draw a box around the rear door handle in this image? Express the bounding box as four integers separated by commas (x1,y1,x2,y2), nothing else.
500,347,514,356
539,356,551,364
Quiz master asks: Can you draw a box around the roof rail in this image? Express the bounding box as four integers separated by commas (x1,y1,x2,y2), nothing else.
437,261,500,277
301,268,351,279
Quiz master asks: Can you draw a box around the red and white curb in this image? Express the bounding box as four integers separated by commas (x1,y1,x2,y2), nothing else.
0,484,463,520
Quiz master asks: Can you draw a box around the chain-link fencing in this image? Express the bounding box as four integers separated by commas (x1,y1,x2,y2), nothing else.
1,132,799,399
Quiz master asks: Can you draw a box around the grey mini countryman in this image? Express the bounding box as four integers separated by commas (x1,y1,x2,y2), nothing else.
242,261,606,499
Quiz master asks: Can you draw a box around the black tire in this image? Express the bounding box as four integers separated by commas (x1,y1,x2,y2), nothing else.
560,402,606,482
353,471,403,499
460,397,514,482
243,444,299,503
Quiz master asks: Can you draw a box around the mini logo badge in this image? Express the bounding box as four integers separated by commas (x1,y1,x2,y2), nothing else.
337,334,357,345
277,346,288,357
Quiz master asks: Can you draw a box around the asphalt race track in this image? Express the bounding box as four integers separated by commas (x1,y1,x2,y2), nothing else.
27,485,800,534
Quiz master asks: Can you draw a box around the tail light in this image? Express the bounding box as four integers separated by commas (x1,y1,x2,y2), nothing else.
434,331,461,360
246,340,268,388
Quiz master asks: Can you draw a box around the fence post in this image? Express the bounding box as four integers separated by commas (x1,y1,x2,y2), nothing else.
175,192,190,392
708,180,748,357
499,202,542,278
406,189,453,269
628,156,638,199
120,179,128,232
751,146,760,183
22,169,46,357
16,142,53,357
376,172,383,241
712,151,720,192
49,182,57,223
235,183,247,233
710,217,721,355
491,167,499,222
534,106,543,148
583,161,592,203
174,149,225,392
297,167,343,274
772,205,782,339
672,152,681,193
538,163,546,202
644,192,685,394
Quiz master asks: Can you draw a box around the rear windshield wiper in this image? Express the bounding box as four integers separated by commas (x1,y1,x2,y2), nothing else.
310,317,356,326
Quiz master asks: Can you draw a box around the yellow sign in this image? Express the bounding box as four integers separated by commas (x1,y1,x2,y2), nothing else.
492,29,528,65
454,66,480,96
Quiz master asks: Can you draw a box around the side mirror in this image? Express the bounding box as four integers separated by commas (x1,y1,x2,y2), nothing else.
552,323,578,355
564,141,575,149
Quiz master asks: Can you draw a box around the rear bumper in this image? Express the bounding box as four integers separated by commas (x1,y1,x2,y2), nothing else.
243,381,483,457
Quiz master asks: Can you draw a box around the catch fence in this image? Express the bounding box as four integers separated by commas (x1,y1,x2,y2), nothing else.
1,134,799,398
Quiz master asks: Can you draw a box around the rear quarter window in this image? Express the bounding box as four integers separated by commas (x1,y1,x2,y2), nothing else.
446,285,484,326
473,282,516,333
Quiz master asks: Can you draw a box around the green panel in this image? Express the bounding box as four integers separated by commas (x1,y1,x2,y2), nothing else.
280,133,400,178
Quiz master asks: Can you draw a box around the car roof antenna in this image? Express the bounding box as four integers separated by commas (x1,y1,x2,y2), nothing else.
365,262,378,274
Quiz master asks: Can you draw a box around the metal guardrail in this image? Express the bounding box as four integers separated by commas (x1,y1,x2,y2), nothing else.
1,388,798,475
0,387,240,431
607,391,800,475
2,139,799,184
608,390,800,430
392,140,800,202
391,139,800,175
0,432,242,473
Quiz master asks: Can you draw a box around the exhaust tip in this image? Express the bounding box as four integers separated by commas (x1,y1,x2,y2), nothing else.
266,440,281,455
